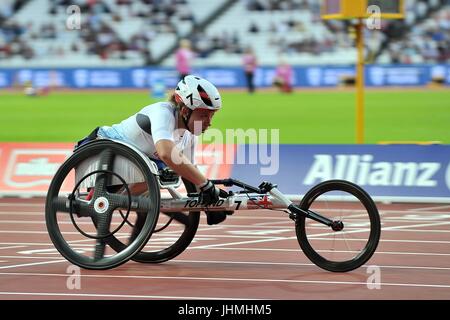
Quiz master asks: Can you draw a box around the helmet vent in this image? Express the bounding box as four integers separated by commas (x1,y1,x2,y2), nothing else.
197,85,212,107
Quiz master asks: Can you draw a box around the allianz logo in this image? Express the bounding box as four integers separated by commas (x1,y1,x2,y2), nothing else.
304,154,445,188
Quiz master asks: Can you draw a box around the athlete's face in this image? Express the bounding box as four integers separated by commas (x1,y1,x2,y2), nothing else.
185,108,216,135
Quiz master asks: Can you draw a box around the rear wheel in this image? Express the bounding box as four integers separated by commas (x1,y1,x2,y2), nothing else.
107,178,200,263
45,140,160,270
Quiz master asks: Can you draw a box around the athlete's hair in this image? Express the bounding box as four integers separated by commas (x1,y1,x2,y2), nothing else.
169,93,186,110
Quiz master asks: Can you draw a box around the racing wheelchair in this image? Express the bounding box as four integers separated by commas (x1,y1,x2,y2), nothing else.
45,139,381,272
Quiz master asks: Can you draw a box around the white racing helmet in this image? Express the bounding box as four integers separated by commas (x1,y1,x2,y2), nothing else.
174,75,222,111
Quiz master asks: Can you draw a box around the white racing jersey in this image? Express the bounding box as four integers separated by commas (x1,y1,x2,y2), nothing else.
97,102,196,163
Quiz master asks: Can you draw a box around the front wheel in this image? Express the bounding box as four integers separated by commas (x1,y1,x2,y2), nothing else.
295,180,381,272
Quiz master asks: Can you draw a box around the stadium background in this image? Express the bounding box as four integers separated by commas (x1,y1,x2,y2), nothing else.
0,0,450,302
0,0,449,201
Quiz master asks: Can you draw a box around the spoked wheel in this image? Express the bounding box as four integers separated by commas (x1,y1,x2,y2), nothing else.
295,180,381,272
106,178,200,263
45,140,160,270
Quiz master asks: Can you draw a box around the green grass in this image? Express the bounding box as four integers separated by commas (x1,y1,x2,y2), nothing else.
1,90,449,144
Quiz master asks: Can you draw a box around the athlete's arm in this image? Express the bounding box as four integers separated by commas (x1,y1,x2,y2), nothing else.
155,139,207,186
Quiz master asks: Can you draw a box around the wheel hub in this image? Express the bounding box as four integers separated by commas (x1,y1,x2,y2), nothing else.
94,197,109,214
331,220,344,231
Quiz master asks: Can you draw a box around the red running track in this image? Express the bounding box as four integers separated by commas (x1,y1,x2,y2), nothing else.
0,198,449,300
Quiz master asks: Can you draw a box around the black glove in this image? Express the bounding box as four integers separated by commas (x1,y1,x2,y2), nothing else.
198,180,220,206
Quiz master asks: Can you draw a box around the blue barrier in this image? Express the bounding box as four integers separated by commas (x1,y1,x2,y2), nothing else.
230,144,450,203
0,142,448,202
0,65,449,88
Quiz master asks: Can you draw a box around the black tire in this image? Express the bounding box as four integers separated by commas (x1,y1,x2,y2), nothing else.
295,180,381,272
106,178,200,263
45,140,160,270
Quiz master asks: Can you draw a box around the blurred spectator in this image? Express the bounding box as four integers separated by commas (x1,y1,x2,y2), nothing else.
378,4,450,64
176,39,195,80
242,46,258,93
248,21,259,33
273,57,293,93
0,0,448,67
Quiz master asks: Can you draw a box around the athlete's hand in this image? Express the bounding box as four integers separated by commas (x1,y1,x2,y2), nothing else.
198,180,220,206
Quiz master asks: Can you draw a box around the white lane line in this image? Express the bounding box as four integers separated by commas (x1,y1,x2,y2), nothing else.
189,236,287,249
1,212,449,223
188,246,450,257
2,231,450,245
380,221,450,232
206,236,450,245
0,218,400,225
189,221,450,250
0,256,449,272
0,230,133,236
253,220,294,226
1,229,450,245
307,221,450,239
0,242,58,246
0,212,272,219
0,212,45,216
0,203,43,207
0,219,448,265
0,231,139,270
2,219,450,228
0,220,112,225
0,245,26,250
0,256,64,260
306,237,450,244
381,229,450,233
195,236,450,244
0,218,449,228
170,259,450,271
0,258,449,272
0,234,448,254
0,272,449,289
305,227,450,234
3,225,448,236
409,205,450,212
0,259,67,270
0,228,450,248
0,221,289,228
250,210,450,224
253,217,450,227
381,209,450,215
383,216,450,222
0,292,249,300
187,235,450,256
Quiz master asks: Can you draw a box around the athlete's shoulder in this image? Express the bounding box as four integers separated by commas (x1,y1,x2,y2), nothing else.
140,101,176,115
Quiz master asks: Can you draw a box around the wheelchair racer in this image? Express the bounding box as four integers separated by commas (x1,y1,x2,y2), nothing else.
76,75,232,225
